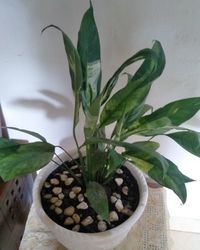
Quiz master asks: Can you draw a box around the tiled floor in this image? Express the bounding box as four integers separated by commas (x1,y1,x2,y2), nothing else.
170,230,200,250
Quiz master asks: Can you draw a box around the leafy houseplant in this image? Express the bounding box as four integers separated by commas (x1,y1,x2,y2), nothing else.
0,2,200,248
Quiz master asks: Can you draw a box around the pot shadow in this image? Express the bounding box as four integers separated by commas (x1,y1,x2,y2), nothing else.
12,89,74,120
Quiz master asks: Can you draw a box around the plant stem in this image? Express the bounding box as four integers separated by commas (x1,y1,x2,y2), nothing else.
54,152,82,185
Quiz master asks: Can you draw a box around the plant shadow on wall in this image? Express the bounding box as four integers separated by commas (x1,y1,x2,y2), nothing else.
12,89,74,120
1,2,200,249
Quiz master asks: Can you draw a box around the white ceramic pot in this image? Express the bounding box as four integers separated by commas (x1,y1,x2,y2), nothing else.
33,151,148,250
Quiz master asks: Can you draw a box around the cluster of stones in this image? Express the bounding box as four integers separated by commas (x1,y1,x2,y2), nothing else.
42,166,134,233
109,168,134,221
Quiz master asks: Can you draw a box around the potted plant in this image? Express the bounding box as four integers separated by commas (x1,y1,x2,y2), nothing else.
0,2,200,250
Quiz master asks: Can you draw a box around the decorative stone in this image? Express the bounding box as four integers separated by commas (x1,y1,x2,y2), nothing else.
55,207,62,215
115,199,124,212
64,217,74,225
65,177,74,186
72,213,80,224
109,211,119,222
64,206,75,216
116,168,123,174
50,197,59,204
52,187,62,195
44,194,52,199
112,192,121,199
122,186,129,196
97,215,103,221
44,182,51,188
76,174,82,177
81,216,94,226
98,221,107,232
50,178,59,185
55,200,63,207
60,174,68,182
71,165,78,170
69,191,76,199
115,178,123,186
77,202,88,210
72,224,80,232
122,207,133,217
110,196,118,204
78,194,84,202
50,204,55,210
58,193,65,200
72,186,82,194
63,171,69,174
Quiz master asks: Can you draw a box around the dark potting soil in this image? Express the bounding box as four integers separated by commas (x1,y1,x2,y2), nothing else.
40,160,140,233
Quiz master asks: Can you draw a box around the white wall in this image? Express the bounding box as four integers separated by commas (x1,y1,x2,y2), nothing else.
1,0,200,228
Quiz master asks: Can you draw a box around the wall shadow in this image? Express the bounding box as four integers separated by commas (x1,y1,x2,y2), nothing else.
12,89,73,120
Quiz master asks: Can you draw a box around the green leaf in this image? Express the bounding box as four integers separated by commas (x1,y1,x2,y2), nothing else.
0,138,19,149
42,25,83,126
167,130,200,157
7,127,47,142
100,83,151,127
107,150,125,176
128,98,200,136
101,48,157,105
0,142,55,181
130,40,165,84
86,181,109,222
148,159,189,203
77,2,101,110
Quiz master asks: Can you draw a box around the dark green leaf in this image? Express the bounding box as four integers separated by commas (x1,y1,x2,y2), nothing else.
100,83,151,127
167,130,200,157
42,25,83,126
7,127,47,142
0,142,55,181
128,98,200,136
86,181,109,222
77,2,101,110
107,150,125,176
0,138,19,149
101,48,157,105
148,159,189,203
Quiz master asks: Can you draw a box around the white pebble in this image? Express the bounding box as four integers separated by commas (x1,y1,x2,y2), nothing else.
115,178,123,186
110,196,118,204
44,194,52,199
55,200,63,207
58,193,64,199
115,199,124,212
64,217,74,225
98,221,107,232
77,202,88,210
72,224,80,232
64,206,75,216
78,193,84,202
116,169,123,174
109,211,119,222
72,186,82,194
60,174,68,181
81,216,94,226
112,192,121,199
72,213,80,224
44,182,51,188
50,197,59,204
122,186,129,196
122,207,133,217
97,215,103,221
69,191,76,199
76,174,82,177
52,187,62,195
65,177,74,186
55,207,62,215
50,178,59,185
71,165,78,170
